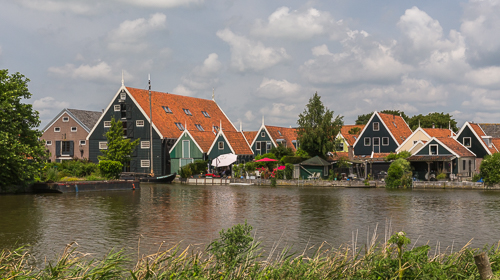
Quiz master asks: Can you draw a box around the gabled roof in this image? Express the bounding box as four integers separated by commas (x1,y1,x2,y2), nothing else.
126,87,237,139
188,130,218,153
326,152,349,161
492,138,500,153
378,113,412,145
456,122,496,155
478,123,500,138
265,125,298,152
224,131,254,155
413,137,475,158
43,108,102,133
243,131,258,144
339,124,364,146
300,156,331,166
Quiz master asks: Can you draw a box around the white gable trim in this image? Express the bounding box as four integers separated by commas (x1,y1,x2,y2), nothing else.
352,112,400,148
455,122,491,156
207,130,236,155
214,101,238,132
169,129,203,154
412,137,473,158
250,124,276,148
396,127,431,153
42,109,90,133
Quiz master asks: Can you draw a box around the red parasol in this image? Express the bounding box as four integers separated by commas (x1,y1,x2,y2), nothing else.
255,158,278,162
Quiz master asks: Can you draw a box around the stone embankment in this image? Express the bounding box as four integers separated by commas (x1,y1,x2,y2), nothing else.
182,177,384,187
412,181,500,190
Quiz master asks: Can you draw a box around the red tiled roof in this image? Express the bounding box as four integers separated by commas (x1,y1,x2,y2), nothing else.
224,131,253,155
243,131,258,145
423,128,455,138
436,137,475,157
371,152,391,159
127,87,236,139
469,123,497,154
265,125,298,152
408,155,455,161
340,125,365,146
492,138,500,153
327,152,349,161
378,113,412,145
187,130,217,153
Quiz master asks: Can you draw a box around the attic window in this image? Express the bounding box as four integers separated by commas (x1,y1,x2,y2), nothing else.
430,144,438,155
195,124,204,131
120,91,126,100
175,122,185,131
373,122,379,131
162,106,172,114
202,111,210,118
261,132,265,137
62,117,69,122
183,109,192,116
463,137,471,147
54,127,60,132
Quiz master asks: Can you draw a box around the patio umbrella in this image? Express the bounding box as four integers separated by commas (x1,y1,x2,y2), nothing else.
211,153,238,167
255,158,278,162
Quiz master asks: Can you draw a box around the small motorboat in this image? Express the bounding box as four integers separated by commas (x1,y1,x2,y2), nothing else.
140,173,177,183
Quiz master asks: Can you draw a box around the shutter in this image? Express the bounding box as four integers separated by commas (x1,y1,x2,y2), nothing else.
69,141,74,157
132,146,137,157
131,160,137,172
126,105,132,119
56,141,61,157
127,121,134,138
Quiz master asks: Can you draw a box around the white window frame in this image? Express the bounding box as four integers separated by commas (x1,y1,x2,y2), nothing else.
256,142,261,150
218,141,224,150
54,127,60,132
79,140,86,145
364,137,371,146
141,141,150,149
104,121,111,128
120,92,126,100
114,105,121,111
136,120,144,127
266,141,271,150
46,140,52,146
382,137,389,146
463,137,471,147
373,122,380,131
261,132,265,137
141,160,150,168
373,137,380,147
429,144,438,155
99,142,108,149
62,117,69,122
71,127,77,132
182,140,190,158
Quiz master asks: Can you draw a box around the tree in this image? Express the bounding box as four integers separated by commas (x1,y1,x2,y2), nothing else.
407,112,458,131
98,117,139,164
479,153,500,185
355,110,410,125
348,127,361,134
386,158,413,189
269,145,293,161
297,92,343,158
0,70,48,187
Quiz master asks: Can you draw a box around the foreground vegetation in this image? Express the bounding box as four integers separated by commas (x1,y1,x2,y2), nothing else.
2,223,500,279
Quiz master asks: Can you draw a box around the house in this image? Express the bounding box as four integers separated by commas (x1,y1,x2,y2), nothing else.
41,108,101,162
336,124,364,153
207,124,254,167
87,83,237,176
247,117,298,156
169,129,216,173
408,137,476,180
352,112,412,156
455,122,498,171
396,127,455,154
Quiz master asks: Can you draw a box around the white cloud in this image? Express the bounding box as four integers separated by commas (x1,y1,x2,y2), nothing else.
172,84,195,96
256,78,303,100
311,44,333,56
259,103,299,126
465,66,500,87
251,7,345,40
108,13,167,52
115,0,204,8
173,53,222,95
216,28,290,72
48,61,115,81
33,97,70,120
17,0,95,14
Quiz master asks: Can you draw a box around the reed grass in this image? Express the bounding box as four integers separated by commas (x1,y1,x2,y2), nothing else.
3,229,500,279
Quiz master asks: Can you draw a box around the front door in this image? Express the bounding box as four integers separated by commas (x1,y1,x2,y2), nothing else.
373,137,380,153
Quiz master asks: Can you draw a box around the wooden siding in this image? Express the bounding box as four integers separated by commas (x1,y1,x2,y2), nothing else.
251,128,273,155
354,114,399,155
456,125,489,158
415,139,453,155
170,133,204,173
208,135,233,161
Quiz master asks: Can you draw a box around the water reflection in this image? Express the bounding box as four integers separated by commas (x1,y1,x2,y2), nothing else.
2,185,500,260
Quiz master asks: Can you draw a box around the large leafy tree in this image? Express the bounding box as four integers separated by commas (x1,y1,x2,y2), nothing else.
0,70,48,187
297,92,343,158
98,117,139,164
407,112,458,131
355,110,410,125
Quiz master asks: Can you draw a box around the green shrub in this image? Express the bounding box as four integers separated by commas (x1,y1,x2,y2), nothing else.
472,173,481,182
85,174,105,181
386,158,412,189
179,164,192,179
480,153,500,185
285,163,294,179
59,177,83,182
44,167,60,182
436,173,447,180
282,156,306,164
245,162,256,173
98,160,123,180
385,151,411,161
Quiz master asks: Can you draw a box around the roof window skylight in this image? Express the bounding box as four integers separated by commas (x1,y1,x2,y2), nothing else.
195,124,204,131
175,122,185,131
163,106,173,114
202,111,210,118
183,109,192,116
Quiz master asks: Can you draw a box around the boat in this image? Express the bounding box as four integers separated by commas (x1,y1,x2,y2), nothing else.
140,173,177,183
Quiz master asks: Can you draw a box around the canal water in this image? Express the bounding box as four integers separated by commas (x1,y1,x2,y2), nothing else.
1,183,500,260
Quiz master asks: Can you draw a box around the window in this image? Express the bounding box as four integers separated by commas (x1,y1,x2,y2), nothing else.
46,140,52,145
71,127,77,132
364,137,371,146
256,142,261,150
54,127,60,132
278,130,282,136
261,132,265,137
162,106,172,114
463,137,471,147
141,141,150,149
62,117,69,122
213,126,219,133
114,105,121,111
266,142,271,150
373,137,380,146
136,120,144,127
218,141,224,150
183,108,192,116
201,111,210,118
182,140,190,158
373,122,380,131
382,137,389,146
413,140,418,145
99,142,108,149
79,140,86,145
174,122,185,131
337,142,344,151
120,91,126,100
141,160,150,168
462,160,466,171
429,144,438,155
195,124,204,131
61,141,71,155
104,121,111,128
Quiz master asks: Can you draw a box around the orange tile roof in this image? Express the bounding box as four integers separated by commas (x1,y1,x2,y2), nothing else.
223,131,253,155
423,128,455,138
436,137,475,157
340,124,365,146
265,125,298,152
469,123,497,154
187,130,217,152
243,131,258,145
492,138,500,153
371,152,391,159
127,87,236,139
378,113,412,145
327,152,349,161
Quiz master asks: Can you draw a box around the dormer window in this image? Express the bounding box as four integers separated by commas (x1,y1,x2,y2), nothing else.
482,136,492,148
183,108,192,116
195,124,204,131
213,126,219,133
373,122,379,131
174,122,185,131
463,137,471,147
162,106,172,114
202,111,210,118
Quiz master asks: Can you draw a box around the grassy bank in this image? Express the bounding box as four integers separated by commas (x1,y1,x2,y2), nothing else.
2,224,500,279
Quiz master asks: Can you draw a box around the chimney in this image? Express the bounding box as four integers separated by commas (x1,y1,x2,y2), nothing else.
432,123,435,129
102,109,104,113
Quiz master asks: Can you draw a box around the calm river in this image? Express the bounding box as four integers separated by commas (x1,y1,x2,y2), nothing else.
1,183,500,260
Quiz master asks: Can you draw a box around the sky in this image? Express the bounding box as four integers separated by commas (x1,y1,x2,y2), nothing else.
2,0,500,131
